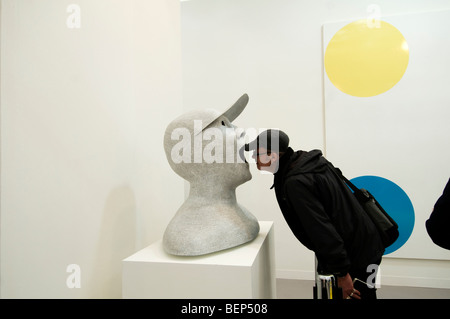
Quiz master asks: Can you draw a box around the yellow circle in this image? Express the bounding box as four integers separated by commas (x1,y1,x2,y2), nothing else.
325,20,409,97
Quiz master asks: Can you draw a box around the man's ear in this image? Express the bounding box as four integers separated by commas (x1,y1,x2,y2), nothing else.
270,152,280,162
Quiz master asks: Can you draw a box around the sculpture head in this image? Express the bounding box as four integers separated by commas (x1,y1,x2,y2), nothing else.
162,94,260,256
163,94,251,188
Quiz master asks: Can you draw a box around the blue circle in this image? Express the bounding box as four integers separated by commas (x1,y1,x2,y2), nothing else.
350,176,415,255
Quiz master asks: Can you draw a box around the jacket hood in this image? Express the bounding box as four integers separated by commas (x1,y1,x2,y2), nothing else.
284,149,328,178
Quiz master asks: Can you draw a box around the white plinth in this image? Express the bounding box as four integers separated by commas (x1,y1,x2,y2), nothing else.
122,221,275,299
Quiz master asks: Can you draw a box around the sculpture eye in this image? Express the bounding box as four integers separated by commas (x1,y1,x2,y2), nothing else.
221,120,226,126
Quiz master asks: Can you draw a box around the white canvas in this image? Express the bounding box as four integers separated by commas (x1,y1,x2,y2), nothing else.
323,10,450,260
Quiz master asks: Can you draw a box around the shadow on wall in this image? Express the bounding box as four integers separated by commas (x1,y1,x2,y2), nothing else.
91,186,137,298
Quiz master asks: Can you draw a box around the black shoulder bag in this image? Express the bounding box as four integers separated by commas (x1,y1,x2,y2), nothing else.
329,164,399,248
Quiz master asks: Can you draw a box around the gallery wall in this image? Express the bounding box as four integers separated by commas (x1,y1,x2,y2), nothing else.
181,0,450,288
1,0,183,298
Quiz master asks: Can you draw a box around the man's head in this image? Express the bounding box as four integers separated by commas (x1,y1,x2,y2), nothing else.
244,129,289,173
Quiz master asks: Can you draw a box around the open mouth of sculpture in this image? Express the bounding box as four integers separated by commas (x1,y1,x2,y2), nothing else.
238,145,248,164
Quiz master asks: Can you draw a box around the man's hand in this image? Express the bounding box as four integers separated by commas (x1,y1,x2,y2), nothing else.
338,273,361,299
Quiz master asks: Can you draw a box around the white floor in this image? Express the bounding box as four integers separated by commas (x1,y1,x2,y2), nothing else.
276,279,450,299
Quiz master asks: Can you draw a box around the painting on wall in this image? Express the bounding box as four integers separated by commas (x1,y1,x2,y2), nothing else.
323,9,450,260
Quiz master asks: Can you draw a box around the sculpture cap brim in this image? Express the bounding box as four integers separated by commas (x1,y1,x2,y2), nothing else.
200,93,249,133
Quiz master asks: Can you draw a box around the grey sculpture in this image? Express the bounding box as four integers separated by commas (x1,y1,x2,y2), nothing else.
162,94,260,256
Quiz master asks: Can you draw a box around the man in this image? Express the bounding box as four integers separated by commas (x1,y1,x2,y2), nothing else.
245,129,385,299
426,178,450,250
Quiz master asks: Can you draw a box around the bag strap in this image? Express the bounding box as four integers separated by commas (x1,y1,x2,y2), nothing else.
326,162,367,199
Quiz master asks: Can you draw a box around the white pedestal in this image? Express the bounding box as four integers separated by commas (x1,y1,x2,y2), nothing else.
122,221,275,299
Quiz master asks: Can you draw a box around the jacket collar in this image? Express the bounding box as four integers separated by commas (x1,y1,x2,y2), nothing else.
270,147,295,189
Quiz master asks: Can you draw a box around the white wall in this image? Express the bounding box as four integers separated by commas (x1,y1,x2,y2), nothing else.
181,0,450,288
1,0,183,298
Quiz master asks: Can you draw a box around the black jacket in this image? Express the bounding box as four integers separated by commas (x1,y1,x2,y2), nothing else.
272,148,385,275
426,178,450,250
